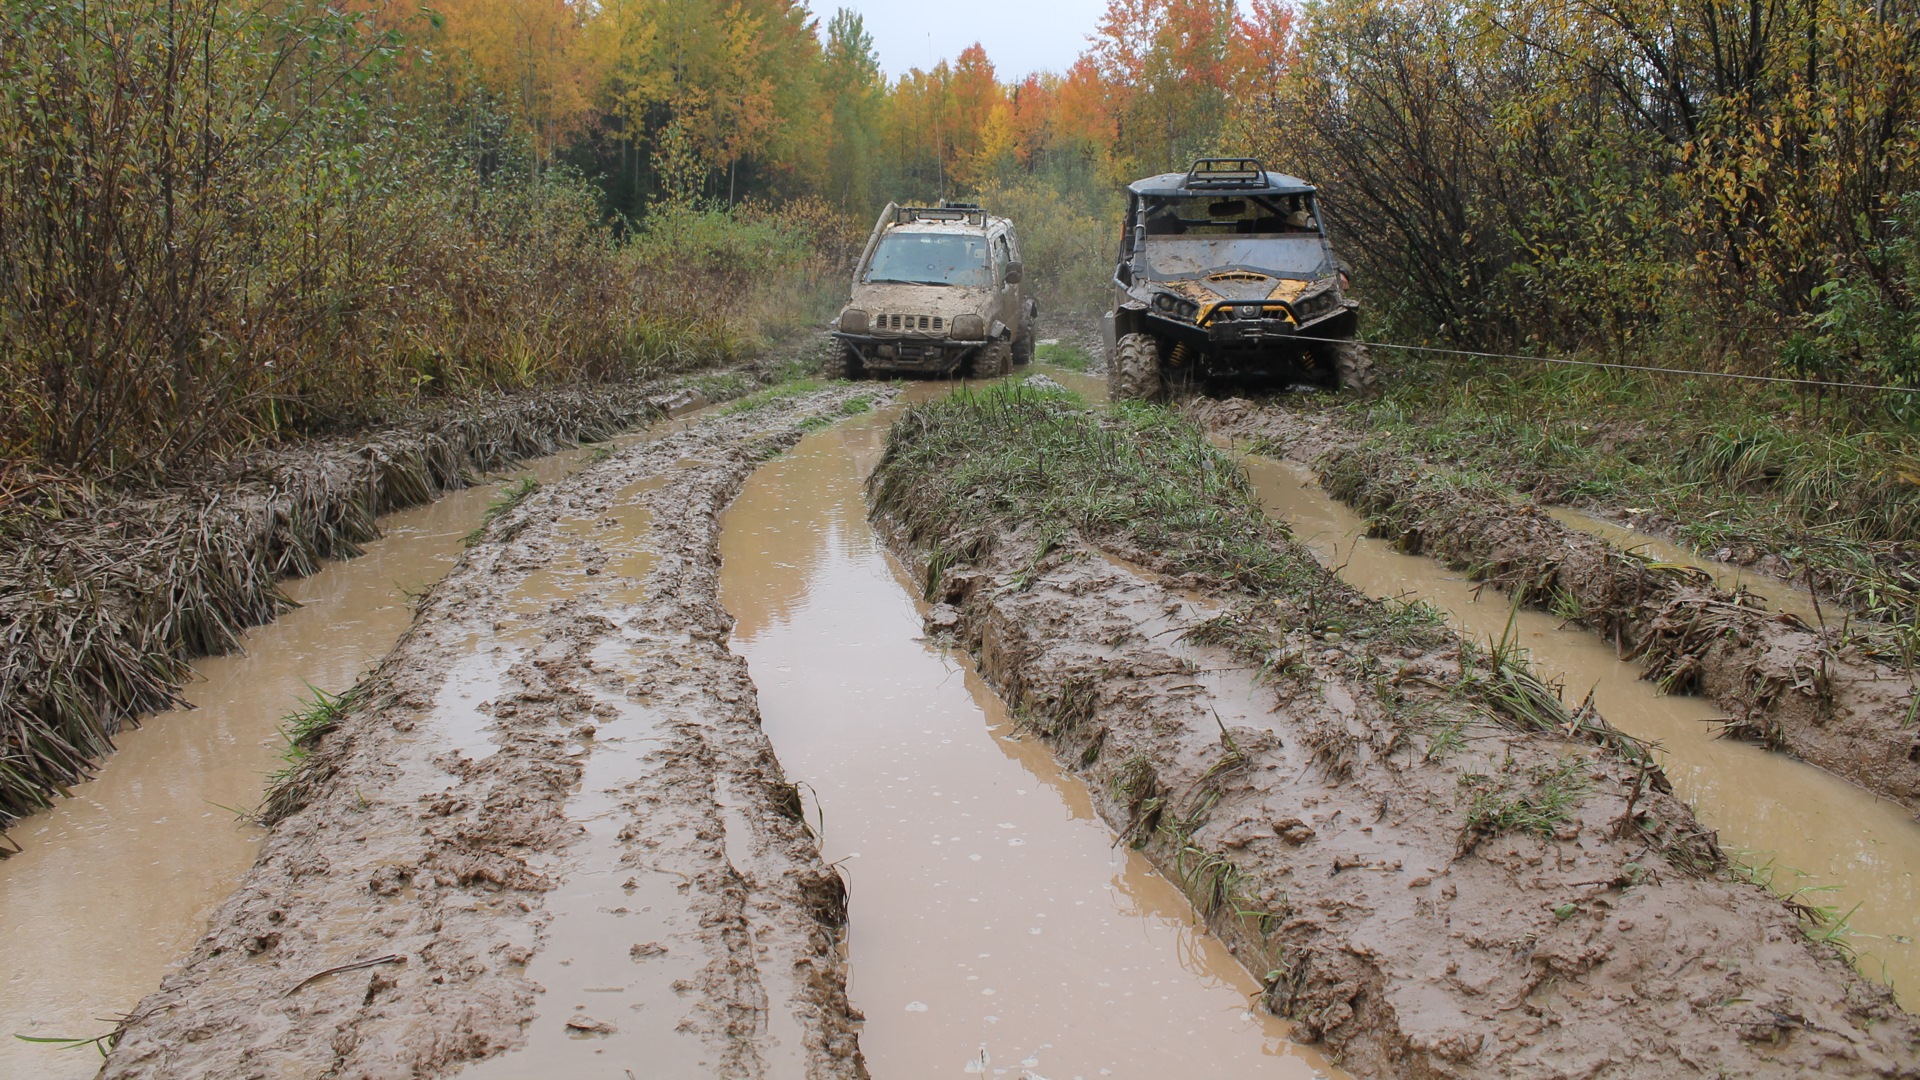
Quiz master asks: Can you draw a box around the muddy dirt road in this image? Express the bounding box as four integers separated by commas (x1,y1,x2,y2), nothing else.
98,387,875,1078
1237,453,1920,1004
0,441,620,1080
871,386,1919,1076
719,383,1339,1076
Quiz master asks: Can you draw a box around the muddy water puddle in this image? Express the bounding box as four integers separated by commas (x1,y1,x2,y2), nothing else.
719,391,1341,1078
1239,453,1919,1004
0,424,685,1078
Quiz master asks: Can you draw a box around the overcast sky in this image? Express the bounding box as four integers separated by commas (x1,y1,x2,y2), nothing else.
825,0,1115,81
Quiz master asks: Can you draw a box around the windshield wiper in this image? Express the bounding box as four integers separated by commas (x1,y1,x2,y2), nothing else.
868,277,955,286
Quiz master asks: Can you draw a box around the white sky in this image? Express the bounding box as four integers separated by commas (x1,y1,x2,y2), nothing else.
822,0,1114,81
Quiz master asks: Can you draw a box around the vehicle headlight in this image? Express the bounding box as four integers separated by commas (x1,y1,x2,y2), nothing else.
840,308,869,334
951,314,986,340
1291,285,1336,320
1151,293,1199,321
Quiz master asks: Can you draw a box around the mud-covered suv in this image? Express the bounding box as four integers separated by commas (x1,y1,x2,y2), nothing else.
1104,159,1369,399
830,201,1036,379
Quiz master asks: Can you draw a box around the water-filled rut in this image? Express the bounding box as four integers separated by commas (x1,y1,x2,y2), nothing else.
719,383,1341,1077
1238,452,1918,1004
0,444,598,1078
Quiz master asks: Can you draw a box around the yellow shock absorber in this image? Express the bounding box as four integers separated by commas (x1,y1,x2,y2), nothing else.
1167,342,1193,368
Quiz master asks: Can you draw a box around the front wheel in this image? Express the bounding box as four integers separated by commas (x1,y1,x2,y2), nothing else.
1108,333,1164,401
825,341,865,380
972,338,1013,379
1013,310,1036,366
1331,340,1374,393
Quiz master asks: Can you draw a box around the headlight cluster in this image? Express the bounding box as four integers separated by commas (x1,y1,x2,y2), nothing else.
840,308,869,333
951,314,986,340
1151,292,1200,321
1290,284,1338,321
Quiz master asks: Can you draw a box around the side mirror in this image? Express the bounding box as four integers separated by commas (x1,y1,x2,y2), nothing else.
1004,263,1023,285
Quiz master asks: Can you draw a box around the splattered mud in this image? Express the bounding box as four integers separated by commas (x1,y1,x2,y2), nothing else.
1189,398,1920,816
871,388,1920,1077
719,383,1341,1077
96,386,879,1078
1238,452,1919,1009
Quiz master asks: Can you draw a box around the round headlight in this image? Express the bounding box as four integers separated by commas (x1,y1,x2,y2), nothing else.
839,308,869,334
951,314,986,340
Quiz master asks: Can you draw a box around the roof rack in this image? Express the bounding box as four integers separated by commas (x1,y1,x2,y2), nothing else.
895,203,988,226
1183,158,1269,189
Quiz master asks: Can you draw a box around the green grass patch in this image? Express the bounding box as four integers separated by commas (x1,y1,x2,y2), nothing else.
1459,756,1590,840
722,377,826,416
871,384,1451,659
797,394,875,432
1036,341,1095,372
462,477,539,547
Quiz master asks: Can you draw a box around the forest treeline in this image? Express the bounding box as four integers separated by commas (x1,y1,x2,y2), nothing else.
3,0,1917,477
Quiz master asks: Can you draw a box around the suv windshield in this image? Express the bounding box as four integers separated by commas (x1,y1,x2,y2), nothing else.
866,233,991,287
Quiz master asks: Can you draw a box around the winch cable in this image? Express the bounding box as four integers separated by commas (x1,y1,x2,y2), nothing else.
1279,332,1920,397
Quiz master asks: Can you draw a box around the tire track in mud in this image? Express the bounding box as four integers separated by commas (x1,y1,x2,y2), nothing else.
101,387,885,1079
871,392,1920,1078
1189,398,1920,817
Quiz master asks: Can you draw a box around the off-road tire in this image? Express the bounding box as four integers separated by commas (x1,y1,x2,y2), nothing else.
826,341,865,380
1332,340,1374,393
1013,311,1036,366
972,338,1013,379
1108,333,1164,401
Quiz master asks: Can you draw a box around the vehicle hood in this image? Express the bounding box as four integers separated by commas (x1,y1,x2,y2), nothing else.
1158,272,1334,306
846,283,996,321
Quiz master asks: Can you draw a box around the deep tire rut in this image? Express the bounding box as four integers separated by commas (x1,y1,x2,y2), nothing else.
101,387,885,1079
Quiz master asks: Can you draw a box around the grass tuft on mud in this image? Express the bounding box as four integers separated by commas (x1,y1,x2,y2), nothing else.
874,385,1335,608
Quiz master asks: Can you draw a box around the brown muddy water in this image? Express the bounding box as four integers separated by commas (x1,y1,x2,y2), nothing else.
1238,452,1919,1006
719,377,1343,1078
0,423,692,1079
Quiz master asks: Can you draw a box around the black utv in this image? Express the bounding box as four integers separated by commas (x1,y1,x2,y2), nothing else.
1103,158,1370,399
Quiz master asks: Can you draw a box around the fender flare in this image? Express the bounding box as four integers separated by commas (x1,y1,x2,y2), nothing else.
1110,302,1148,341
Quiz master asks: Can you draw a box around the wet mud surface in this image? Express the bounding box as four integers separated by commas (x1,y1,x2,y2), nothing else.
872,392,1920,1077
0,452,586,1079
1239,453,1919,1010
0,346,813,835
98,387,879,1079
1190,398,1920,816
719,386,1340,1077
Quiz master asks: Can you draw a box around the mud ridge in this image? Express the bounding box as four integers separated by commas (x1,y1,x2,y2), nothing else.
871,390,1920,1078
1189,398,1920,817
98,383,880,1078
0,341,824,834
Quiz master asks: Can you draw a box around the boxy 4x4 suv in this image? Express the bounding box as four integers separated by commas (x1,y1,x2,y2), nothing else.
1104,159,1370,399
830,201,1036,379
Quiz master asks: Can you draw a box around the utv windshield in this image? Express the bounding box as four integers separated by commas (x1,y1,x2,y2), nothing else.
1137,194,1329,279
866,233,992,287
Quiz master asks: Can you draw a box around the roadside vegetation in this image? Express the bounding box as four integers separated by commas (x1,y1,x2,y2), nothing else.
1296,356,1920,633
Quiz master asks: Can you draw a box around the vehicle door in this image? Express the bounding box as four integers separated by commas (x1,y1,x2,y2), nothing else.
992,232,1017,337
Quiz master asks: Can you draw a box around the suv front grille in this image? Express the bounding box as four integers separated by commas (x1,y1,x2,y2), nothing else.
881,314,943,332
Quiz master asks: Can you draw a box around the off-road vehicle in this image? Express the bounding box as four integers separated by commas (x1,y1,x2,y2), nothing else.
830,201,1036,379
1103,159,1369,399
